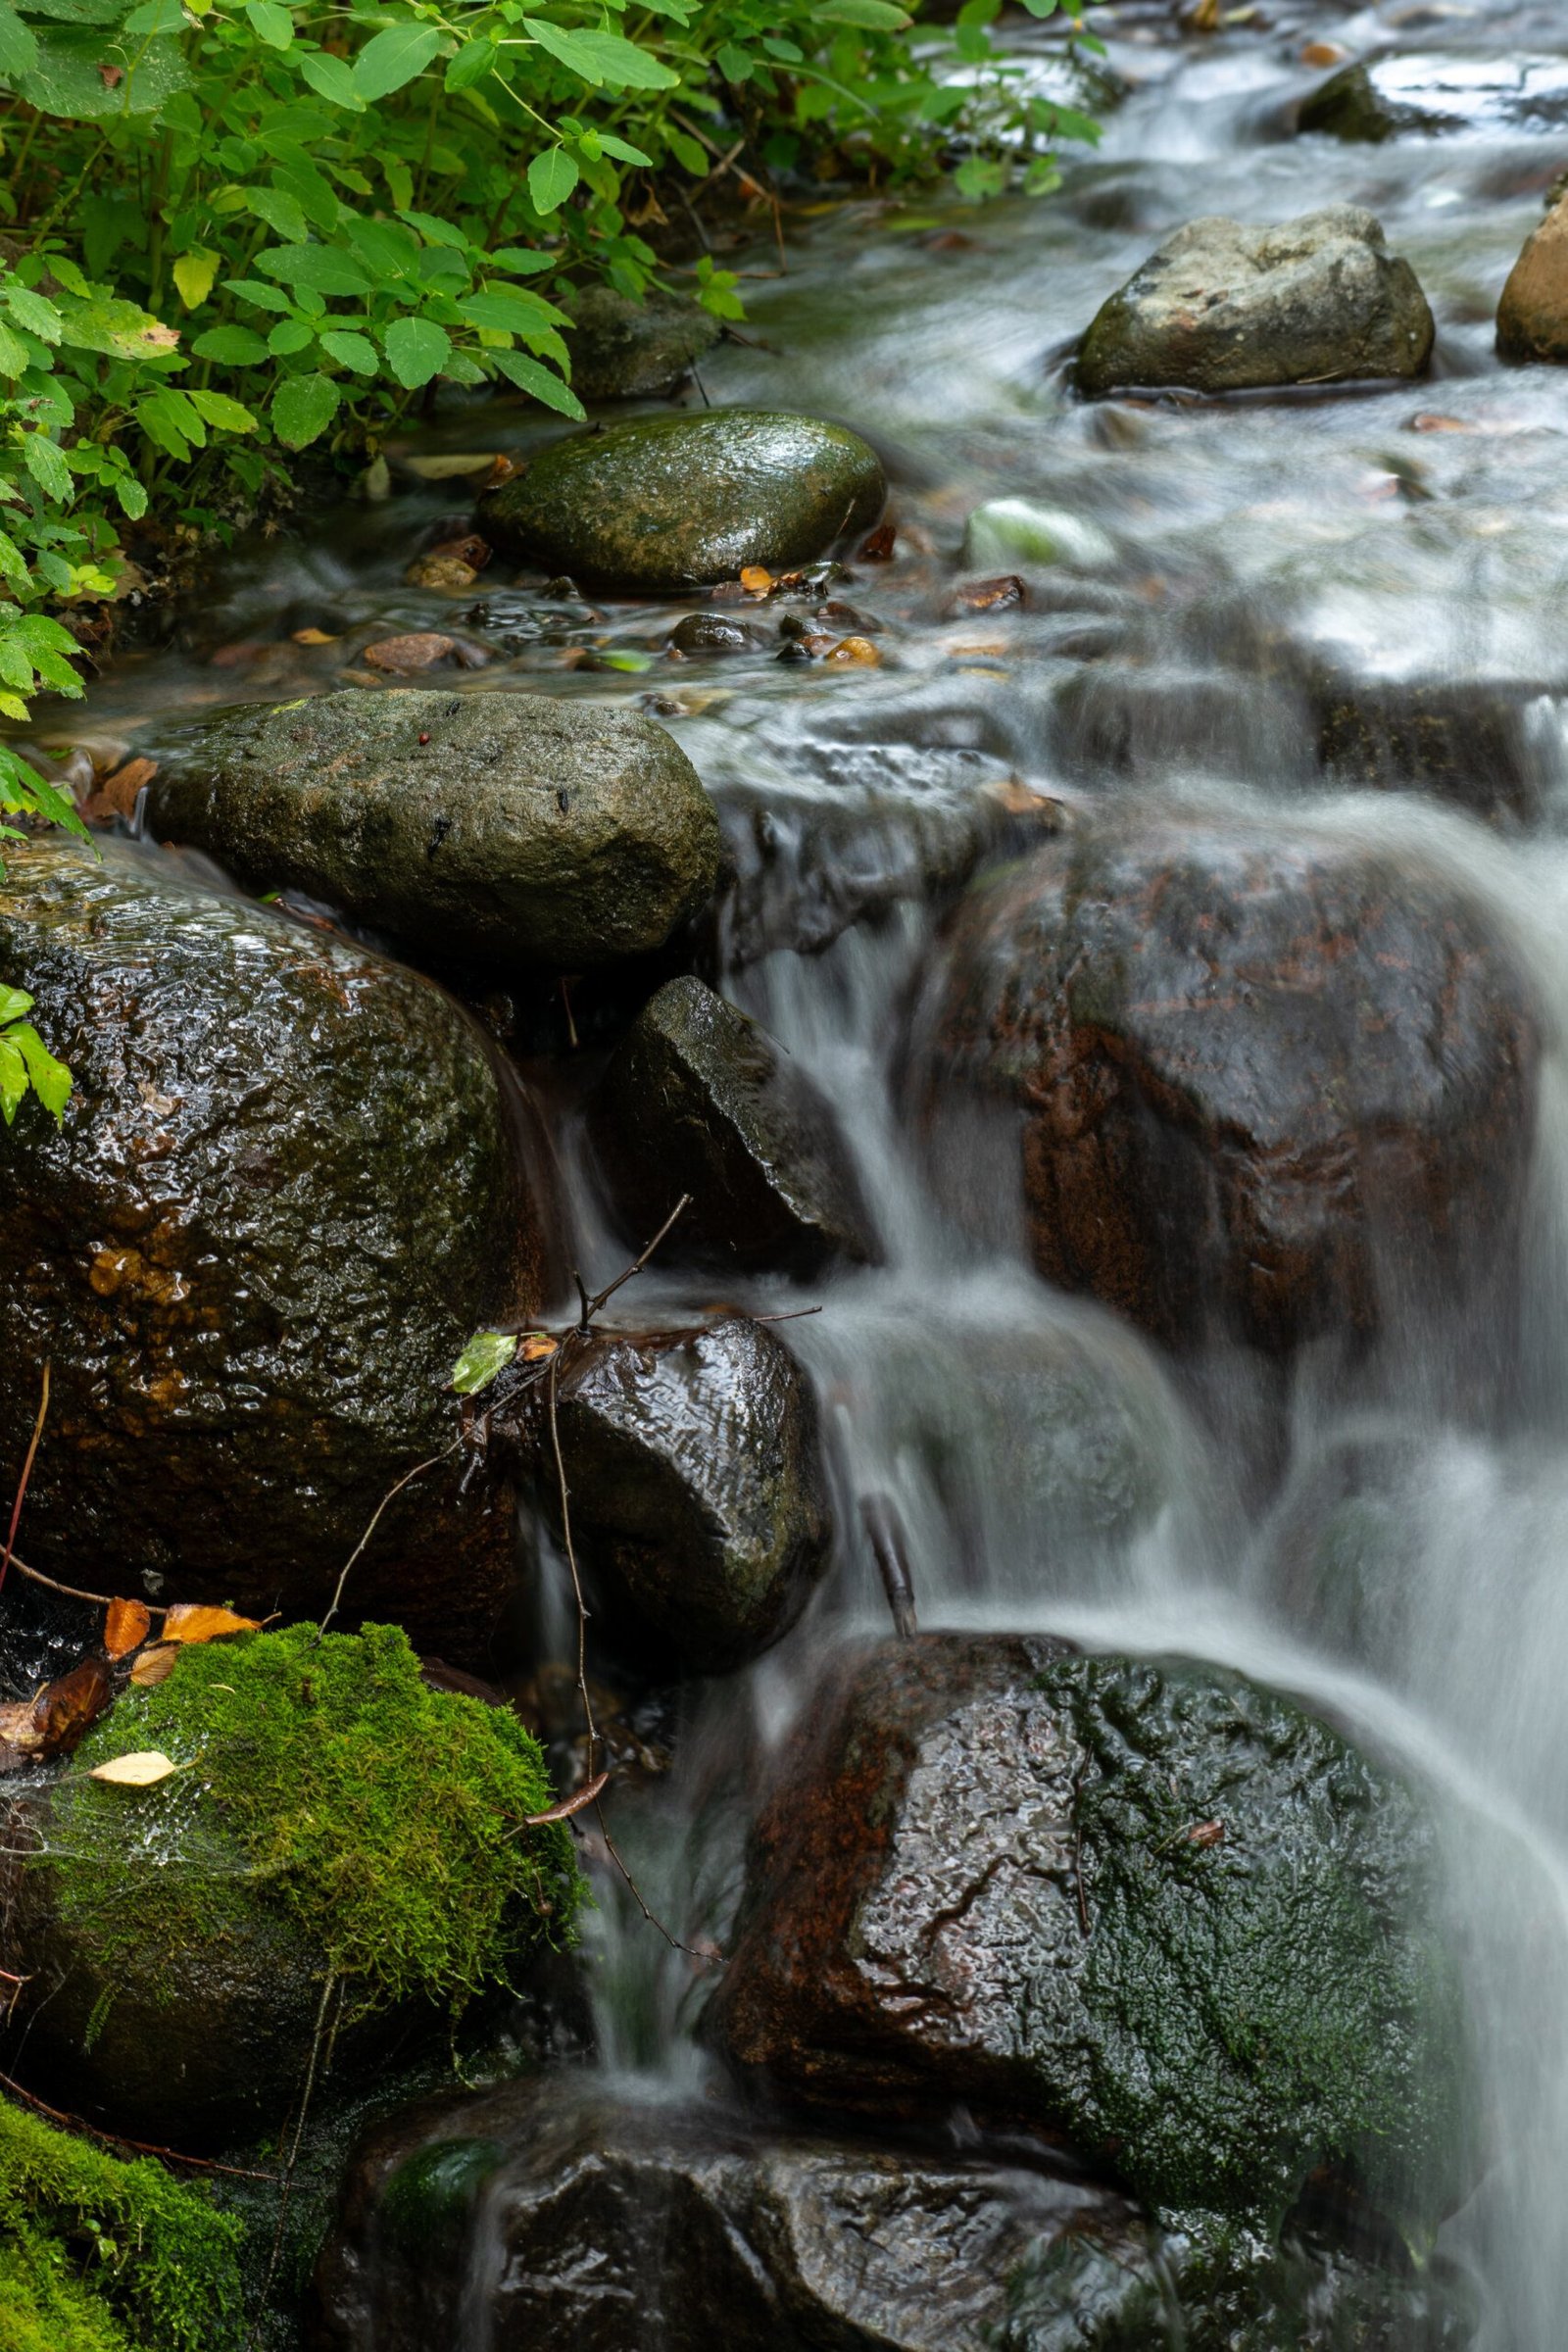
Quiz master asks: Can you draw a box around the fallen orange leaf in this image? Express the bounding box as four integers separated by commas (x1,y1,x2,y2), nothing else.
739,565,774,596
160,1603,263,1645
519,1333,559,1363
104,1597,152,1659
292,627,338,647
128,1643,179,1689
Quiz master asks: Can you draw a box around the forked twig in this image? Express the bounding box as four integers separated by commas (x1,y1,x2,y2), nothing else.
315,1444,460,1642
0,1362,49,1599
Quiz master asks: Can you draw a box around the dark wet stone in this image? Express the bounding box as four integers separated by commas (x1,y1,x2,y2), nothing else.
0,841,547,1652
1298,62,1404,142
912,819,1536,1355
522,1315,833,1674
1497,193,1568,366
148,689,720,973
1300,54,1568,143
1311,669,1543,818
708,1635,1470,2239
587,974,878,1275
668,612,767,657
1078,208,1434,396
564,285,720,401
480,410,887,596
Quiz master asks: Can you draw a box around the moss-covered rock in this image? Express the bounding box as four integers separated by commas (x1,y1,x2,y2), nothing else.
563,285,720,401
147,691,721,974
2,1624,582,2145
0,842,547,1652
524,1315,833,1674
587,975,878,1275
0,2094,246,2352
708,1636,1469,2241
480,410,887,595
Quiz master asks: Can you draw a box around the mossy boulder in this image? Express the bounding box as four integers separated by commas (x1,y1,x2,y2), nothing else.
1078,209,1434,396
0,842,548,1652
147,690,721,973
480,410,887,596
521,1315,832,1674
587,975,878,1276
1,1624,581,2145
564,285,720,401
708,1636,1470,2240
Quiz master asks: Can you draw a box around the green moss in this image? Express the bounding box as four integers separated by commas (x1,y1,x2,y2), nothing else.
0,2096,245,2352
50,1621,585,2017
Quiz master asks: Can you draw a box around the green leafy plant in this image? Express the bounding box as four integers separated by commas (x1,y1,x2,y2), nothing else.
0,979,70,1124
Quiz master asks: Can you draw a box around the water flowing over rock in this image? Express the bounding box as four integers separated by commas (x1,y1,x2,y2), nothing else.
563,285,720,401
0,841,549,1653
587,974,878,1275
480,410,887,595
1496,194,1568,366
522,1315,833,1674
1077,209,1434,395
912,821,1536,1356
707,1635,1469,2240
147,689,720,973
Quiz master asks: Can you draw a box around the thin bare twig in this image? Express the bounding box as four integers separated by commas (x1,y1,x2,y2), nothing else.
0,2068,279,2181
246,1971,336,2352
5,1549,131,1610
576,1192,692,1331
0,1362,49,1600
545,1349,599,1779
314,1445,459,1642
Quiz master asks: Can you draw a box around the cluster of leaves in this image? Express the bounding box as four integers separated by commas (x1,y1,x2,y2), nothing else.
0,978,70,1125
0,2094,245,2352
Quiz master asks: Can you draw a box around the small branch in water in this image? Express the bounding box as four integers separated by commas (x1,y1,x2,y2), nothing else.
0,1362,49,1600
0,2068,279,2182
859,1493,917,1640
578,1193,691,1328
314,1444,460,1642
6,1549,141,1611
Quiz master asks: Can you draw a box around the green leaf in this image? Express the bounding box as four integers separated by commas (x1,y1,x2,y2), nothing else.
0,5,38,77
257,245,371,297
4,286,61,343
187,387,257,433
0,1037,25,1126
522,17,679,90
246,186,310,244
246,0,294,48
592,131,654,167
816,0,911,23
449,1329,518,1395
10,1021,71,1120
351,23,441,101
59,295,181,362
527,147,579,214
136,387,202,459
490,347,584,418
459,285,567,335
172,248,220,310
18,28,192,120
223,277,294,315
299,50,366,110
268,318,316,357
319,327,378,375
667,130,709,174
490,247,558,275
382,314,452,389
192,322,271,365
444,37,495,93
0,531,27,592
0,985,32,1023
22,432,72,505
0,320,29,378
270,369,341,450
122,0,188,28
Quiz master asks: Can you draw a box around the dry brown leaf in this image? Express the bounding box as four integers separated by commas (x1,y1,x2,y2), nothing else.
0,1657,114,1772
129,1643,180,1689
859,521,897,562
292,627,338,647
83,757,157,825
739,565,774,596
160,1602,263,1645
104,1597,152,1659
522,1769,610,1826
89,1749,178,1788
951,574,1026,613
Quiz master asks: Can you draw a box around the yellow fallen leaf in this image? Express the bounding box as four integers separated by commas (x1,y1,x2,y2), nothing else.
89,1750,179,1787
128,1644,179,1688
292,627,338,647
161,1603,263,1645
826,636,882,666
739,565,774,596
104,1597,152,1659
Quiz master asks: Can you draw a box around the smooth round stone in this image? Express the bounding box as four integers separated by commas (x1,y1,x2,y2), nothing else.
480,410,887,596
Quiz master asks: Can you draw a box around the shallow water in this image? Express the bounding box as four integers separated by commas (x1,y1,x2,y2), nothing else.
43,0,1568,2340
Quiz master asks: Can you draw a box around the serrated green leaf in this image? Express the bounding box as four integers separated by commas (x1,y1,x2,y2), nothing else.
59,295,181,362
18,28,192,120
187,386,256,432
22,432,72,505
172,248,220,310
351,22,440,101
449,1328,518,1395
192,323,271,365
444,37,495,92
527,147,579,214
10,1022,71,1119
5,286,61,343
246,186,309,244
299,49,366,110
592,131,655,167
459,285,567,335
268,318,316,357
246,0,293,48
522,17,678,90
257,244,370,297
270,369,340,450
318,327,378,374
490,347,584,418
0,4,37,77
223,277,294,314
0,1036,26,1126
0,985,32,1023
0,320,29,378
816,0,911,24
382,314,451,389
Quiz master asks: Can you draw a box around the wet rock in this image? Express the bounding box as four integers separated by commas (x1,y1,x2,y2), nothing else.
1300,53,1568,142
312,2071,1149,2352
668,611,768,657
1298,60,1408,141
1311,668,1543,818
0,841,547,1653
148,689,721,973
708,1635,1469,2238
564,284,721,401
1078,208,1434,396
480,410,887,596
1496,193,1568,366
912,820,1536,1355
525,1315,832,1674
587,974,878,1274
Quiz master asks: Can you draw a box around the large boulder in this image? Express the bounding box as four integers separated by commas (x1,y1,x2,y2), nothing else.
516,1315,832,1674
1496,193,1568,366
563,285,720,401
147,690,721,973
587,975,878,1275
480,410,887,596
0,842,549,1652
910,820,1536,1354
315,2071,1474,2350
1077,209,1434,396
707,1636,1469,2239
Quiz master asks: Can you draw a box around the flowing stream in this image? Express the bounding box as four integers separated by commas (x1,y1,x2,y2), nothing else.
45,0,1568,2340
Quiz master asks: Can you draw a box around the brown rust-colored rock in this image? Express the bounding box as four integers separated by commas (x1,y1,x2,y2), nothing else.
912,821,1536,1354
1497,194,1568,366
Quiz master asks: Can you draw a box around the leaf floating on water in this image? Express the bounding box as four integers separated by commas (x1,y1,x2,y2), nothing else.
450,1328,519,1394
160,1602,263,1645
89,1748,179,1787
103,1596,152,1659
128,1642,179,1689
